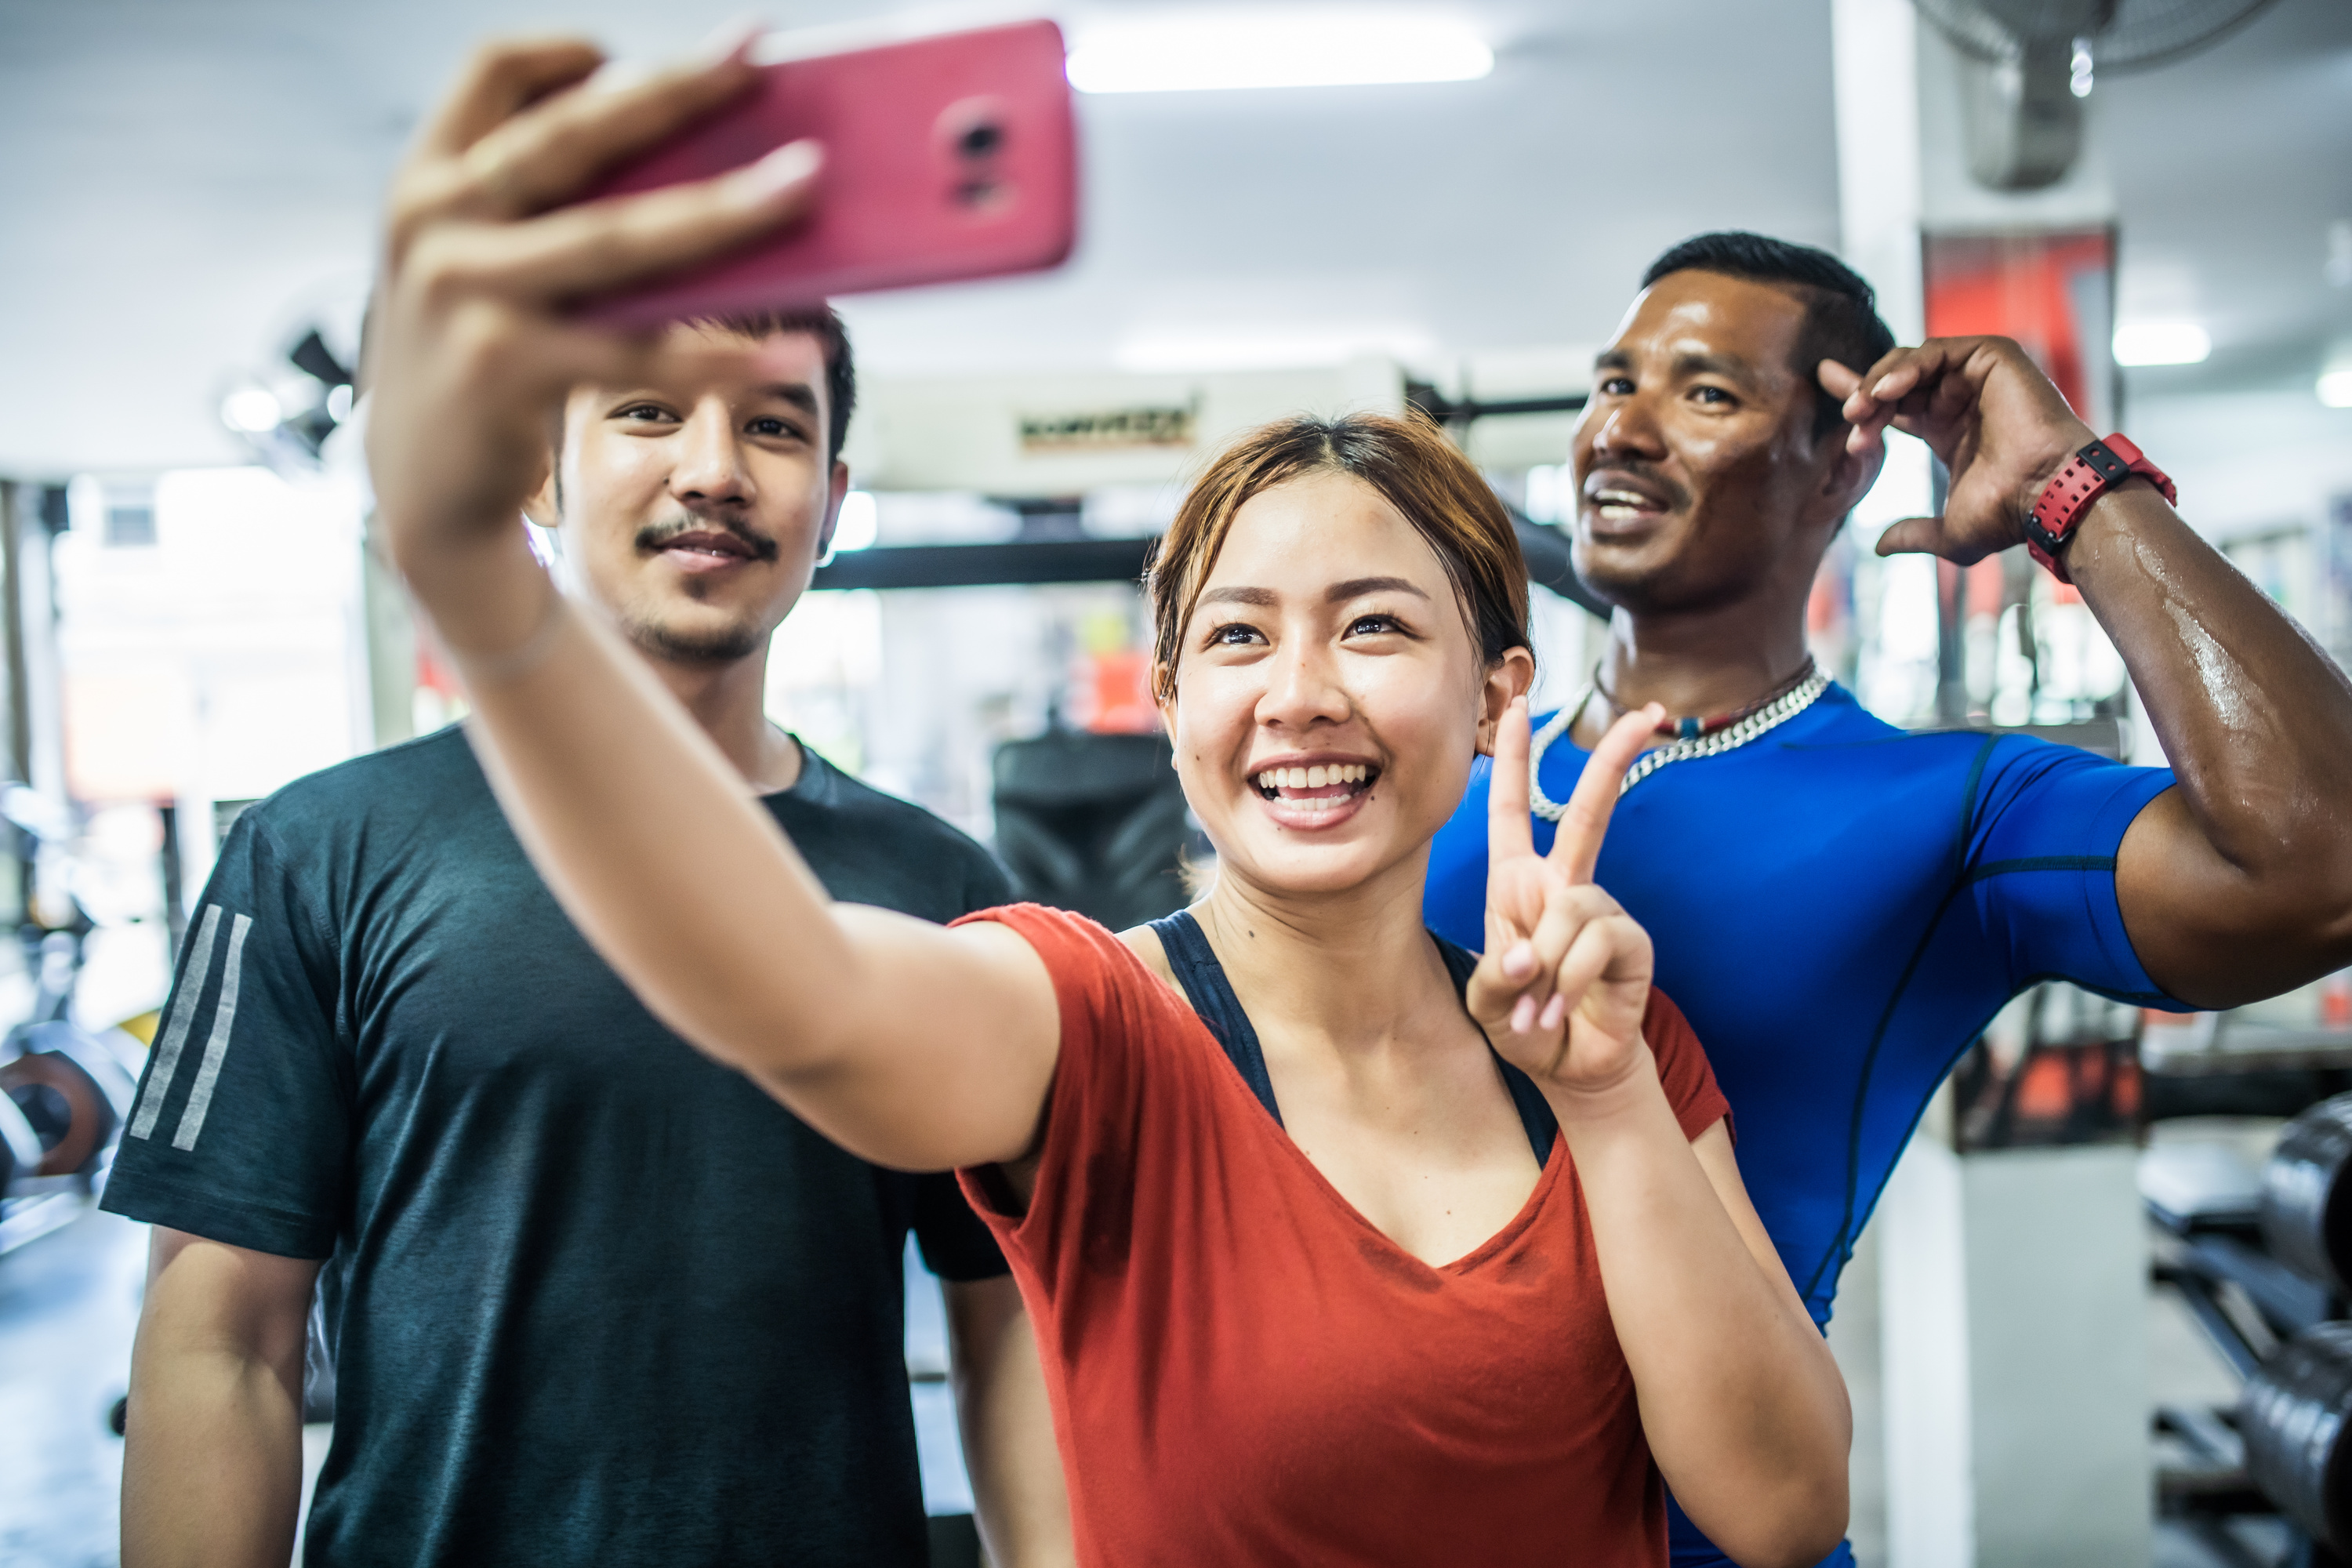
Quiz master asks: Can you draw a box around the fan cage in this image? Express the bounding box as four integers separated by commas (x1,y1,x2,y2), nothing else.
1911,0,2281,74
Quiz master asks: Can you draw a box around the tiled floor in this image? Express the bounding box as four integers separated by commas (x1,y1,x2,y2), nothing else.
0,1202,140,1568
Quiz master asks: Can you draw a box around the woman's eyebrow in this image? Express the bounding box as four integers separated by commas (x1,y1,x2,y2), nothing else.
1327,575,1430,603
1198,586,1277,608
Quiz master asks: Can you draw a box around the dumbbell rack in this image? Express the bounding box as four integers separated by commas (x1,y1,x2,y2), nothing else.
2146,1091,2352,1565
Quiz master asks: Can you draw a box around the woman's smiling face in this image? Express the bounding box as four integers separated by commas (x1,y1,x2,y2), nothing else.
1162,468,1530,901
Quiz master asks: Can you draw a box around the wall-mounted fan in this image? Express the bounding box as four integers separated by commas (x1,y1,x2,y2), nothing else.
218,325,357,474
1909,0,2281,189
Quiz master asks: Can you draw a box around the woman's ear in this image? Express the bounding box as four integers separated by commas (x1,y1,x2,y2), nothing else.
1152,662,1178,733
1474,648,1537,757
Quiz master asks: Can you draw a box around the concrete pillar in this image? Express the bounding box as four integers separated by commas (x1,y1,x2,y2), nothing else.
324,408,417,753
1832,5,2148,1563
360,536,417,751
5,482,69,800
1878,1127,2152,1567
1832,0,1927,346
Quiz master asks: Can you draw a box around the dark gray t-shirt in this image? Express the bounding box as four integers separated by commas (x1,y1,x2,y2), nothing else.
102,727,1013,1566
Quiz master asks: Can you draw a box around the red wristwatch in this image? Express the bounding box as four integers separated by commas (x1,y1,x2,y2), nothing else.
2022,434,2175,583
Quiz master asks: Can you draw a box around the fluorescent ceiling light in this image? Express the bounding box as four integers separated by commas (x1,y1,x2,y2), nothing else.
2318,369,2352,409
1067,16,1493,93
2112,321,2210,367
221,387,283,433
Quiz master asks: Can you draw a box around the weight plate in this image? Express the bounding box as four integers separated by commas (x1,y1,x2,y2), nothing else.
0,1049,114,1177
2240,1319,2352,1548
2260,1093,2352,1294
13,1019,139,1117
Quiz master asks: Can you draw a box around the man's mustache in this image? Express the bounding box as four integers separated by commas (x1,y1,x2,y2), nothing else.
632,516,782,563
1577,459,1690,514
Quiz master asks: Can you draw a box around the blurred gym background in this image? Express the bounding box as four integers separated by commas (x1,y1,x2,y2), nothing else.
2,1,2350,1564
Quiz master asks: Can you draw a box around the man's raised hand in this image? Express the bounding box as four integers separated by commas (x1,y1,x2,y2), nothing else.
1468,697,1660,1096
365,30,820,631
1817,336,2097,567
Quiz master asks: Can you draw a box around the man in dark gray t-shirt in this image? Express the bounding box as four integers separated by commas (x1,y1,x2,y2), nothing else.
105,300,1070,1566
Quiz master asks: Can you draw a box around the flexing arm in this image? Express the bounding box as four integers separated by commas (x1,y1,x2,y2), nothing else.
1473,702,1849,1568
947,1278,1076,1568
122,1230,321,1568
1830,341,2352,1007
364,38,1058,1169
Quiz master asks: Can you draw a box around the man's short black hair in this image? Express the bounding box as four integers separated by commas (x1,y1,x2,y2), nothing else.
1640,232,1896,441
702,304,857,463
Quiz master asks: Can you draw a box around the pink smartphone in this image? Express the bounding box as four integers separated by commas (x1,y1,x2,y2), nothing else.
576,19,1077,326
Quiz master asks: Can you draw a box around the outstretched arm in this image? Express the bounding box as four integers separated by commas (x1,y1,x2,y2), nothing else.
365,38,1058,1170
1473,702,1850,1568
1830,342,2352,1007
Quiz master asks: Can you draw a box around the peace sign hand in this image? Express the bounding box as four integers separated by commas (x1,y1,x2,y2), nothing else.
1467,697,1662,1096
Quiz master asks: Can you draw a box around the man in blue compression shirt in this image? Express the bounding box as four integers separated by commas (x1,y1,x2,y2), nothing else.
1425,232,2352,1568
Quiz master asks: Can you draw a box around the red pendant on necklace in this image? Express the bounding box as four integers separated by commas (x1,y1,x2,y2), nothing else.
1600,659,1820,741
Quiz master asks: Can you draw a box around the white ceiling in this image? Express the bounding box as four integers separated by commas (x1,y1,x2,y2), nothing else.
0,0,2343,479
2097,0,2352,401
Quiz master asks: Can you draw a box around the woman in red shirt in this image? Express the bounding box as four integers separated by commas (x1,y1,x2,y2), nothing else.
386,402,1849,1564
365,86,1850,1543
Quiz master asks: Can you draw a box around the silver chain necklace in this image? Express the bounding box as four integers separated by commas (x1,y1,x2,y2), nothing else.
1526,668,1834,820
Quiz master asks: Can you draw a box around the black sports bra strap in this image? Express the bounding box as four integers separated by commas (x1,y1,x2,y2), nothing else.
1148,910,1283,1127
1432,935,1559,1167
1150,912,1554,1163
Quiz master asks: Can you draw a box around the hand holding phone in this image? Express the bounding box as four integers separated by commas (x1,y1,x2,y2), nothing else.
365,34,820,657
576,20,1078,325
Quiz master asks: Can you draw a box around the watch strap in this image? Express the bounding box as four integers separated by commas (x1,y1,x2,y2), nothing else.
2024,434,2176,583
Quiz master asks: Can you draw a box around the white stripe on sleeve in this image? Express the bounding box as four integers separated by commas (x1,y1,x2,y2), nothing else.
127,905,224,1142
170,913,254,1152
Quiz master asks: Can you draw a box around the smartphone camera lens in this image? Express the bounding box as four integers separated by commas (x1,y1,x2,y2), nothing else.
936,98,1014,216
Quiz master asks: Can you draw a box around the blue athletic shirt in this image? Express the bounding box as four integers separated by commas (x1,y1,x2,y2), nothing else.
1421,681,2180,1568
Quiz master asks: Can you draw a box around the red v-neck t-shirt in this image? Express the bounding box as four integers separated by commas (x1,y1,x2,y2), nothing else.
956,903,1731,1566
